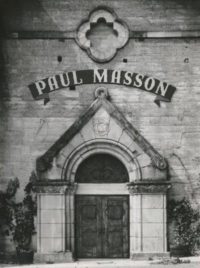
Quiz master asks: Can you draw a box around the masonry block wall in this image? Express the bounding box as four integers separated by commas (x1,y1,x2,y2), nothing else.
1,0,200,254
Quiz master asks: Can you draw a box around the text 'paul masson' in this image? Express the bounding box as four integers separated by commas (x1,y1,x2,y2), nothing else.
28,69,176,102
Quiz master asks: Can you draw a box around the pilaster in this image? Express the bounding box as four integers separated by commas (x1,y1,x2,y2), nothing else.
34,181,77,263
128,180,170,259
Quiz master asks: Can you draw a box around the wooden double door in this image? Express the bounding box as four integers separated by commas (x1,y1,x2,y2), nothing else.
75,195,129,258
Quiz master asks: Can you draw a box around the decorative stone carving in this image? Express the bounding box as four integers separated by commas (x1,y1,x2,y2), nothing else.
34,185,66,194
149,151,167,170
66,183,78,195
94,87,109,99
92,106,110,137
76,6,129,62
127,180,171,194
33,182,77,194
36,96,167,175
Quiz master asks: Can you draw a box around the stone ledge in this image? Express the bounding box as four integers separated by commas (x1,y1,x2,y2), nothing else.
33,181,77,194
127,180,171,194
131,252,170,260
34,251,73,263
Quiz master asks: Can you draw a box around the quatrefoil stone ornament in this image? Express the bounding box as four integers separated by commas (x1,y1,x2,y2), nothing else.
76,6,129,63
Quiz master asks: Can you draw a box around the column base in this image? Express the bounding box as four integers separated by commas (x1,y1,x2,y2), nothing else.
131,252,170,260
34,251,74,263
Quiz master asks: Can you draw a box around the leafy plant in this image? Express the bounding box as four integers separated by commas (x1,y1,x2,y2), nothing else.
12,171,37,252
0,177,19,236
0,172,37,253
13,204,34,252
168,198,200,255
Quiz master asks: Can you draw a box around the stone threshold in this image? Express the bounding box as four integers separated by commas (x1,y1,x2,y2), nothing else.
1,256,200,268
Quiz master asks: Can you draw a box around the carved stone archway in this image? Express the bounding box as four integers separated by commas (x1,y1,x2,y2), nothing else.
34,88,170,263
62,139,141,183
60,139,139,256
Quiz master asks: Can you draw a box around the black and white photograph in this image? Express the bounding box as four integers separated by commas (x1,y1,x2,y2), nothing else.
0,1,200,267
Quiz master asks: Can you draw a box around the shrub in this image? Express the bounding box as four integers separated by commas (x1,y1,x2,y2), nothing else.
12,172,37,252
0,177,19,236
0,172,37,254
168,198,200,255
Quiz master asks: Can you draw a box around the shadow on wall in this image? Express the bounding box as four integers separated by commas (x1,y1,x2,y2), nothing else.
0,1,10,103
168,153,199,204
0,0,65,95
0,0,63,102
173,0,200,9
167,152,200,256
0,0,62,31
0,0,63,177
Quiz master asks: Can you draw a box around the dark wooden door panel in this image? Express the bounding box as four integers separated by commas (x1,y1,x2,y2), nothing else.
103,196,129,258
75,195,129,258
75,196,102,258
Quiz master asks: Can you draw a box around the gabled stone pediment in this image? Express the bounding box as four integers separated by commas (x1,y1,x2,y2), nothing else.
36,91,167,181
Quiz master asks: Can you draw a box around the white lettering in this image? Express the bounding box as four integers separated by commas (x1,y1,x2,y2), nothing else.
59,73,70,87
123,72,132,85
93,69,108,83
111,70,121,84
48,76,59,91
35,81,46,95
144,77,155,91
72,71,83,85
155,82,169,97
133,74,144,88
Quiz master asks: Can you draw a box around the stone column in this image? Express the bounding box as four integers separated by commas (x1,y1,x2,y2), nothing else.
34,183,74,263
130,195,142,253
65,183,77,254
128,180,170,260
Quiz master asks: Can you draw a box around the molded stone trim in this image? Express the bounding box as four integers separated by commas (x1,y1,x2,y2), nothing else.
61,139,141,182
36,98,102,172
127,180,171,194
34,181,77,194
36,95,167,175
76,6,129,63
101,98,167,170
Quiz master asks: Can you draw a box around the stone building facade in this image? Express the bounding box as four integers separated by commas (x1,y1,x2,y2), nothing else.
1,0,200,263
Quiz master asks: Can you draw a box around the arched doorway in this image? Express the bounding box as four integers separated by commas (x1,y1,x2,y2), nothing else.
34,94,169,263
75,153,129,183
75,153,129,258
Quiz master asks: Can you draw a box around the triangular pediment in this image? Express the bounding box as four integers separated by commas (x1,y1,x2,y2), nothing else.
36,96,167,173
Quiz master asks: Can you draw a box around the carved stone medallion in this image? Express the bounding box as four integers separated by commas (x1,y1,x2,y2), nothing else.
76,6,129,62
92,108,110,136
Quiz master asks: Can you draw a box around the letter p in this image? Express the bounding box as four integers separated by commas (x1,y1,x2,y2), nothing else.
35,81,46,96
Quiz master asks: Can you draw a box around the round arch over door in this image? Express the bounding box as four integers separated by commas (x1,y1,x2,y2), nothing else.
62,139,141,183
75,153,129,258
75,153,129,183
34,85,169,262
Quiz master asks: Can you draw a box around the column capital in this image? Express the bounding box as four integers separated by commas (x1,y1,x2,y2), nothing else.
127,180,171,195
66,183,78,195
33,181,78,194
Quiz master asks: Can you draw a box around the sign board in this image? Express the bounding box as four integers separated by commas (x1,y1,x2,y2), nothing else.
28,69,176,105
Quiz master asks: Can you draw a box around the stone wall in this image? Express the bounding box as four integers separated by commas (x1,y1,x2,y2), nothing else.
1,0,200,254
1,0,200,31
